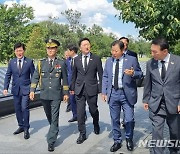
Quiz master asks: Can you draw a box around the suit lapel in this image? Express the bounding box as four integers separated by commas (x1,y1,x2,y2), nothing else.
122,55,128,78
85,53,93,73
13,58,19,73
164,54,175,82
78,54,84,73
19,57,27,75
109,57,114,83
152,59,162,83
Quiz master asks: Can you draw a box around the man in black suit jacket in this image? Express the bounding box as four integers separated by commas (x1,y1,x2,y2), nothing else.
119,37,138,58
70,38,103,144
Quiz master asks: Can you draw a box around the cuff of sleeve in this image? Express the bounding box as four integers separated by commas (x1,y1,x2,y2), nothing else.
63,85,69,91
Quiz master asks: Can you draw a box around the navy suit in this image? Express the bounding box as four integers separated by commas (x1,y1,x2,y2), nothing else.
4,57,35,130
102,55,143,143
66,57,77,119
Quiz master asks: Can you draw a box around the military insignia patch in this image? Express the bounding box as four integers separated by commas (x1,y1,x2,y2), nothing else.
55,73,59,77
55,64,61,69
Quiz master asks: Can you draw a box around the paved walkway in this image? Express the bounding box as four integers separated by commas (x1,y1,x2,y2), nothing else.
0,88,173,154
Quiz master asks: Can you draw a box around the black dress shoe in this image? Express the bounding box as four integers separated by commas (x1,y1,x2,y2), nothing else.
13,127,24,135
76,134,86,144
48,144,54,152
24,130,30,139
68,117,77,122
126,138,134,151
94,125,100,135
110,142,122,152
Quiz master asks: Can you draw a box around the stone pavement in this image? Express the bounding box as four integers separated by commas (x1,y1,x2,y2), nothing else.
0,88,174,154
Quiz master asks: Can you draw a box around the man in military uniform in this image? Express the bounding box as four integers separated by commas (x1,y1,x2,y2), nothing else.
29,39,69,152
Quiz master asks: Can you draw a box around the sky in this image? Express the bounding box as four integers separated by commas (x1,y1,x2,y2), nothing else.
0,0,139,38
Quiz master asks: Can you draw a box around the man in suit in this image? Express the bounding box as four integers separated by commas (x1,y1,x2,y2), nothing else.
70,38,103,144
143,37,180,154
119,37,138,58
29,39,69,152
119,37,143,127
66,44,78,122
3,42,35,139
102,40,143,152
63,50,71,112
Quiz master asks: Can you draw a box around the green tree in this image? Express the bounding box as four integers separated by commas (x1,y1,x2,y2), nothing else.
113,0,180,45
38,20,80,58
61,9,82,32
0,4,34,62
86,24,114,57
25,26,48,59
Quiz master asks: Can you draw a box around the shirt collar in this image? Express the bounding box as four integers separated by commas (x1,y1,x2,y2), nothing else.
17,57,24,62
158,53,170,64
82,52,90,58
124,50,128,55
73,54,78,59
113,55,124,62
48,57,55,62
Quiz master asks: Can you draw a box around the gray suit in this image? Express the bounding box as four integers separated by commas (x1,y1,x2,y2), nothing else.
143,54,180,154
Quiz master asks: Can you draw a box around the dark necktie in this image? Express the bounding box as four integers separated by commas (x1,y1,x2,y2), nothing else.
84,56,88,71
49,59,53,70
114,59,119,90
161,60,166,81
18,59,22,73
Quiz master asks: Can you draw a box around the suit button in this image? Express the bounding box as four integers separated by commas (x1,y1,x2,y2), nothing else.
49,87,51,89
49,82,51,84
50,78,51,80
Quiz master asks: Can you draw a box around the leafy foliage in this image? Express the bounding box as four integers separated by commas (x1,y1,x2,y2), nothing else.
0,4,34,62
113,0,180,46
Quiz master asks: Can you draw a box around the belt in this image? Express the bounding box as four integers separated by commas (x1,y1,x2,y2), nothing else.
112,86,123,90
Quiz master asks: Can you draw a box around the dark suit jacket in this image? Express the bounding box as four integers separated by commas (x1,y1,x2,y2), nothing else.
143,54,180,114
70,53,103,96
126,50,138,59
4,57,35,96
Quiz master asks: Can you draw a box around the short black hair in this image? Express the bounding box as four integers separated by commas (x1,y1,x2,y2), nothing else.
119,37,129,43
67,44,78,53
111,40,124,50
151,37,169,50
78,37,90,47
14,42,26,51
